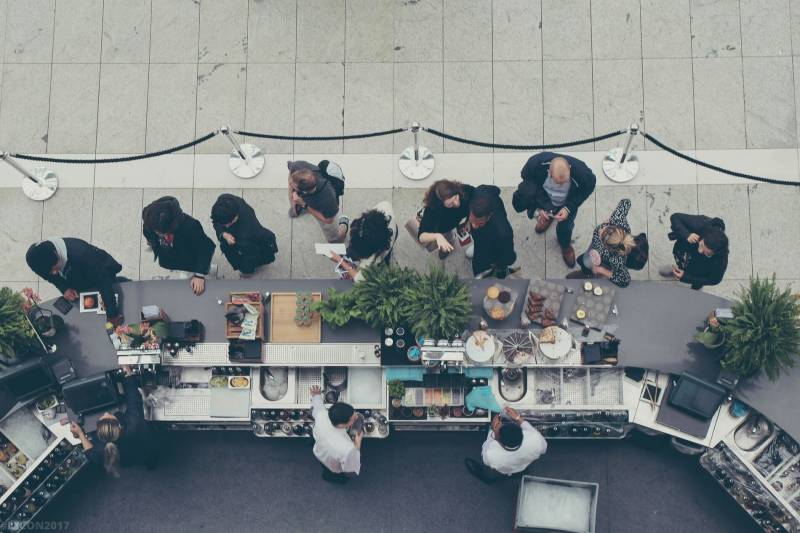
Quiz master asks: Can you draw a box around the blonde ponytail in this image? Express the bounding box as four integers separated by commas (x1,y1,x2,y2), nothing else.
103,442,121,478
97,418,123,478
601,226,635,256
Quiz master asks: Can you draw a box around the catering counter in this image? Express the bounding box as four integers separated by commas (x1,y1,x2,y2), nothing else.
6,278,798,532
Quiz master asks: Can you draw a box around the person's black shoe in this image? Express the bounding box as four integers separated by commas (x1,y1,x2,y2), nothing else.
526,208,535,220
464,458,495,484
115,276,131,282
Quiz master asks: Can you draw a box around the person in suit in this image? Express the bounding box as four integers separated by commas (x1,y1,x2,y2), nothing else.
26,238,124,324
660,213,729,290
142,196,216,295
512,152,597,267
211,194,278,278
469,186,518,279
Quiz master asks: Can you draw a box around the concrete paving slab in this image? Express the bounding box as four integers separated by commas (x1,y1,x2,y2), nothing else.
748,184,800,279
644,185,698,280
690,0,742,59
693,58,746,149
150,0,200,63
590,0,642,60
195,63,247,153
443,0,492,62
289,211,340,279
52,0,102,63
739,0,792,57
96,64,149,154
0,64,51,153
697,184,752,280
640,0,691,58
389,188,445,273
443,62,493,153
345,0,394,63
293,62,344,153
542,0,591,60
198,0,248,63
146,63,198,154
344,63,394,154
642,58,695,150
296,0,344,63
592,59,644,151
244,63,295,153
393,0,443,62
100,0,151,63
742,57,797,149
48,64,99,154
5,0,54,63
543,60,594,151
0,193,42,281
91,188,143,281
492,0,542,61
247,0,296,63
393,62,444,153
42,188,93,244
240,189,292,279
499,187,546,281
492,61,543,152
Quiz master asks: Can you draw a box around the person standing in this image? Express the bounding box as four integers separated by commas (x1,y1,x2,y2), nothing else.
211,194,278,278
142,196,215,295
660,213,729,290
512,152,597,267
328,201,397,282
464,407,547,483
468,186,518,279
287,160,349,243
411,180,475,258
309,385,362,484
26,238,124,325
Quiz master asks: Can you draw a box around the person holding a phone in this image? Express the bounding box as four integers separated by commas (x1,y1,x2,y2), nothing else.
328,201,397,282
211,193,278,278
26,238,124,325
660,212,729,290
414,179,475,259
512,152,597,268
308,386,362,484
469,186,518,279
464,407,547,483
287,160,350,243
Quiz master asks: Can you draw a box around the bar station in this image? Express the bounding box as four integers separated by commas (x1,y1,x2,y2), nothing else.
0,276,798,532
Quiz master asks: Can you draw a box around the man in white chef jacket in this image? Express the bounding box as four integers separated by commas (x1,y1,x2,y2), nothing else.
309,385,363,484
465,406,547,483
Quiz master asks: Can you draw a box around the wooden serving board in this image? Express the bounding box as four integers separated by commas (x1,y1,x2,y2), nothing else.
269,292,322,343
225,301,264,340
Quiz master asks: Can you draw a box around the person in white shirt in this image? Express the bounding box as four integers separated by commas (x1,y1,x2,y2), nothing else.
327,201,397,282
465,407,547,483
309,386,363,484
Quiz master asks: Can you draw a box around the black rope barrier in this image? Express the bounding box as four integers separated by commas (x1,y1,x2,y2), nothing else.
234,127,405,141
423,127,626,150
644,132,800,188
12,131,219,164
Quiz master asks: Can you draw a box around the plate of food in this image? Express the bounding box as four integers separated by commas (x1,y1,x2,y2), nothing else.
537,326,572,360
466,331,496,364
229,376,251,389
209,376,228,388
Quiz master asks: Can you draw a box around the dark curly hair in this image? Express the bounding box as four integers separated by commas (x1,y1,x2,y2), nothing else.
346,209,392,261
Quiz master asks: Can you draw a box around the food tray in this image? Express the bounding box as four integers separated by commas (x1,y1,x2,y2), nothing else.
515,475,598,533
569,283,616,325
225,301,264,340
521,280,567,326
269,292,322,343
402,387,464,407
499,331,536,366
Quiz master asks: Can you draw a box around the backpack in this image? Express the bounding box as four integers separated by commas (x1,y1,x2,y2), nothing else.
318,160,345,198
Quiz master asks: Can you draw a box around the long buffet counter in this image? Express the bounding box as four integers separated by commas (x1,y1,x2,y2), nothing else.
1,278,798,532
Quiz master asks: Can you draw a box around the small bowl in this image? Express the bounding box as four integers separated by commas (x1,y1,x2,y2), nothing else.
396,339,406,349
407,346,421,362
384,337,394,347
396,327,405,336
384,327,394,336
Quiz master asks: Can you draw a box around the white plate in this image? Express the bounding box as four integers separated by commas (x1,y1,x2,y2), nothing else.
538,328,572,360
466,335,496,363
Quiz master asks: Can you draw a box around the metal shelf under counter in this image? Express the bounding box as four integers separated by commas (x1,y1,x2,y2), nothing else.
158,342,382,367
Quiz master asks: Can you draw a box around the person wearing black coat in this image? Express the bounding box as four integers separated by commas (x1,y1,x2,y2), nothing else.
660,213,729,290
142,196,216,295
211,194,278,277
26,237,123,323
70,366,157,477
511,152,597,267
468,186,518,278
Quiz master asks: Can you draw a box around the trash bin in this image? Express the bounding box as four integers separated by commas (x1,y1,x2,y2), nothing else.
514,475,599,533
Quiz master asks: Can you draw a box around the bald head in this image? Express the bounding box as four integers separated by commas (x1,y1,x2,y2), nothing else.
549,157,571,184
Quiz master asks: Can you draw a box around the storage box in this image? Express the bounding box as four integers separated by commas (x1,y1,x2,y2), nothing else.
514,476,598,533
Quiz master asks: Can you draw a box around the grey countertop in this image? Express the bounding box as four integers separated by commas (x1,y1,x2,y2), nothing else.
40,278,799,442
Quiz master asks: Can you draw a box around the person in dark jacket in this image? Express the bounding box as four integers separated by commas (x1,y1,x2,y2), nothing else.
512,152,597,267
469,186,518,278
211,194,278,278
659,213,729,290
413,180,475,258
70,366,157,477
26,238,123,324
142,196,215,295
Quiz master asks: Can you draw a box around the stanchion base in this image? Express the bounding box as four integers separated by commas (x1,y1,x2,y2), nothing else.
228,144,265,179
398,146,435,181
21,169,58,201
602,147,639,183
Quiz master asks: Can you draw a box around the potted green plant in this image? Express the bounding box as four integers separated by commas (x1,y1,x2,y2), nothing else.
400,267,472,339
388,379,405,408
0,287,45,363
310,288,360,328
718,276,800,381
351,264,417,329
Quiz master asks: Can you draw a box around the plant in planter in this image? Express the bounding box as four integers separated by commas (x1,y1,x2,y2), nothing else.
310,288,360,328
400,267,472,339
388,379,405,408
0,287,42,362
718,276,800,381
351,263,417,329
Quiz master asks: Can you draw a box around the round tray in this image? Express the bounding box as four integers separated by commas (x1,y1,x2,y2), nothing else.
538,327,572,360
466,335,496,364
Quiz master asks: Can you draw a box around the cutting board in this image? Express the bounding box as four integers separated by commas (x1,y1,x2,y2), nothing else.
269,292,322,343
209,388,251,418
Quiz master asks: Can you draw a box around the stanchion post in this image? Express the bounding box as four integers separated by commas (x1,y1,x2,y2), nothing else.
602,113,642,183
398,122,435,181
0,152,58,201
220,125,265,179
